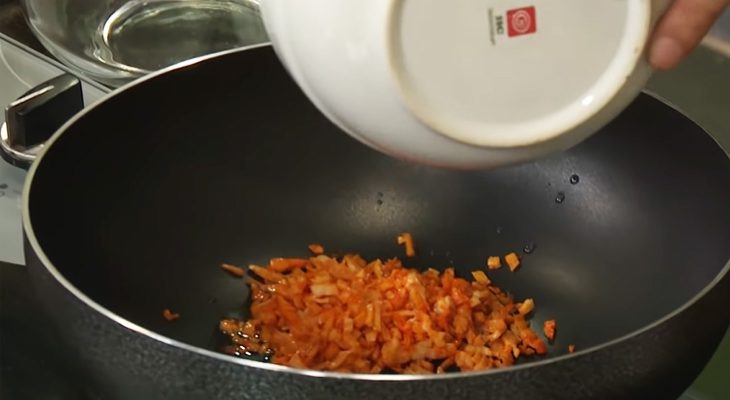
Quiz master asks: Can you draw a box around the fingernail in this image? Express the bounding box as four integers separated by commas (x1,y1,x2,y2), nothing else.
649,37,684,70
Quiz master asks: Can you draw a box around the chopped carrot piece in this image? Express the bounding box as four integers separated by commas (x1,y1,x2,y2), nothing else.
220,263,245,277
505,252,520,271
308,243,325,255
517,298,535,315
396,233,416,257
268,258,308,273
471,270,491,285
219,245,549,374
486,256,501,270
543,319,556,341
162,308,180,321
249,265,286,282
436,357,455,374
568,344,576,353
519,329,548,355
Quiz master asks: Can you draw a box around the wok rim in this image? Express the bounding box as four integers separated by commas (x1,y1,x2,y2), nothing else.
21,44,730,382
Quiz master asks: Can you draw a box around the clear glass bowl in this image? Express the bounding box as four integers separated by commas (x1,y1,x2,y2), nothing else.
21,0,269,87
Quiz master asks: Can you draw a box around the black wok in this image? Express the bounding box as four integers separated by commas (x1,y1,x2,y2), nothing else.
21,45,730,399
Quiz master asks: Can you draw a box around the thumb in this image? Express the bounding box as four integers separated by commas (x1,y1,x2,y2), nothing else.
649,0,729,70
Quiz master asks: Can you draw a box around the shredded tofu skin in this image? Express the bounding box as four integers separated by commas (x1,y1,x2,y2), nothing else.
397,233,416,257
220,263,245,278
219,245,549,374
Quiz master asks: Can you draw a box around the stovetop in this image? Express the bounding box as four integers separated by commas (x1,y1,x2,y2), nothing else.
1,16,729,400
0,34,109,266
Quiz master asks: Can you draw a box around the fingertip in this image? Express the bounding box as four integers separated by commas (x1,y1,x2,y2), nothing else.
649,36,685,70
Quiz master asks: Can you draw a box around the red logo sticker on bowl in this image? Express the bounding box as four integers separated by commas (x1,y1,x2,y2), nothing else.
507,6,537,37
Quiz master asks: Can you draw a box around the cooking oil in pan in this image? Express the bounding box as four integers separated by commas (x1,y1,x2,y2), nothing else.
523,243,537,254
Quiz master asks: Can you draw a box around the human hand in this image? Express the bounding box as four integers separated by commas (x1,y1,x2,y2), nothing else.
649,0,729,70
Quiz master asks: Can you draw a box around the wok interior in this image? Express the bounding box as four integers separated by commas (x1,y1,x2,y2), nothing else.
27,48,730,367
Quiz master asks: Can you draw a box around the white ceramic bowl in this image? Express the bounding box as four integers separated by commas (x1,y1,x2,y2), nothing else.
260,0,671,169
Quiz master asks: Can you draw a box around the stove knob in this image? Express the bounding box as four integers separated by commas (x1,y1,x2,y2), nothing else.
1,73,83,169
